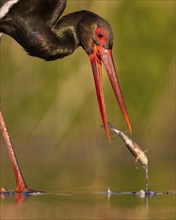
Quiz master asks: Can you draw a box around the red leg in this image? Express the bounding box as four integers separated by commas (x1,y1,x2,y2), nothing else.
0,110,29,192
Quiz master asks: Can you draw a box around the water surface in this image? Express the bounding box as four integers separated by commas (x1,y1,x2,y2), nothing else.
1,188,175,220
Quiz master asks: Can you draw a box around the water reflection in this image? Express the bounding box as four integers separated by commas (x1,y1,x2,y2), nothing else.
1,189,175,219
0,190,44,204
1,188,175,201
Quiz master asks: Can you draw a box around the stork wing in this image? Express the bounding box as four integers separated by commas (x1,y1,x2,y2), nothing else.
26,0,67,26
0,0,19,19
0,0,67,25
49,0,67,26
27,0,67,26
0,0,14,8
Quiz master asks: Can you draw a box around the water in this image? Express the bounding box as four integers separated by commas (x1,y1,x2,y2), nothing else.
1,189,175,220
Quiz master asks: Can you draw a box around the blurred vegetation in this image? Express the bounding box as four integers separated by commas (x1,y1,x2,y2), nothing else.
0,1,175,192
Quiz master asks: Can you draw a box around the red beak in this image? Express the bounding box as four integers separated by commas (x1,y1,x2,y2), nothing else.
89,45,132,142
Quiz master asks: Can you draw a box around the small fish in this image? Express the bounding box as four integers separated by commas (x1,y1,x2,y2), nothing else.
107,123,148,167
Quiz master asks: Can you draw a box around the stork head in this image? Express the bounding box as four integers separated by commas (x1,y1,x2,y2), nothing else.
55,10,132,141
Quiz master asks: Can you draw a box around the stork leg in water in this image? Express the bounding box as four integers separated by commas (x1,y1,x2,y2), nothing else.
0,111,32,193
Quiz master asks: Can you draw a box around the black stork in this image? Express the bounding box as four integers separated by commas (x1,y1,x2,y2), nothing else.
0,0,132,193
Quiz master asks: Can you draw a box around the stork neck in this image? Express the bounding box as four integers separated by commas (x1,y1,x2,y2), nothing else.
0,12,80,61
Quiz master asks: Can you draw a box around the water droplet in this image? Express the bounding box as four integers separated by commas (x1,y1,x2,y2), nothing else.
144,165,149,191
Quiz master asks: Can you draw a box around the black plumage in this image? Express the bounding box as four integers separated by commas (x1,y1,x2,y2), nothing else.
0,0,113,60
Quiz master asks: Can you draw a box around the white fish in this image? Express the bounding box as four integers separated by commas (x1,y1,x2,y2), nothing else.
107,123,148,167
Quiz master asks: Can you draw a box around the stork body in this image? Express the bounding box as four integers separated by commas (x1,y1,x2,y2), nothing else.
0,0,132,193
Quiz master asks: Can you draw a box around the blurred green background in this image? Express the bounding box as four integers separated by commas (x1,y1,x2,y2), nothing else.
0,0,175,194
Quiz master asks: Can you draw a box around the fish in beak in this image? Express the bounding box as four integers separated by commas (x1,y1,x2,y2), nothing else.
89,45,132,142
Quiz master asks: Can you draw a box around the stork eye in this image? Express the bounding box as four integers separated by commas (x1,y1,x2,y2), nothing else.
95,27,107,46
98,32,104,39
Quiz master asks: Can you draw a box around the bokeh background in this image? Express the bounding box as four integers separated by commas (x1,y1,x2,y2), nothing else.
1,0,175,196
